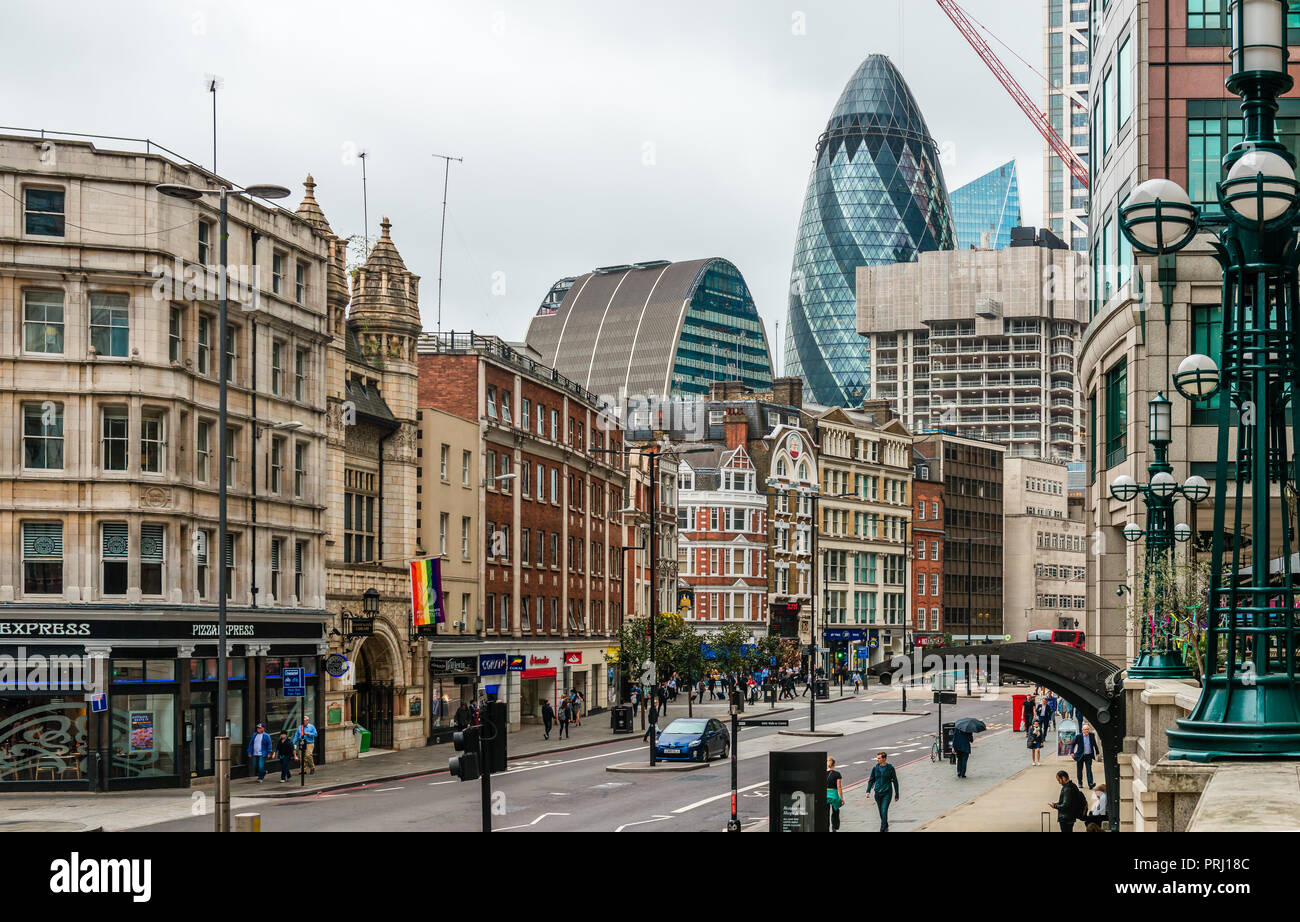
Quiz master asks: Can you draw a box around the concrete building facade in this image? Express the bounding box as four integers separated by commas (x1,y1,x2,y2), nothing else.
1043,0,1091,251
857,232,1088,463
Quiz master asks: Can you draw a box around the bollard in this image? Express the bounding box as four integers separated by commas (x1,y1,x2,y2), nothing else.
234,812,261,833
214,736,231,833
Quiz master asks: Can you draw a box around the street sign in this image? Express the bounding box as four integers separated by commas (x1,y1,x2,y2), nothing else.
89,693,107,713
769,751,829,833
283,666,305,698
1004,634,1012,641
324,653,349,678
933,690,957,705
740,719,790,727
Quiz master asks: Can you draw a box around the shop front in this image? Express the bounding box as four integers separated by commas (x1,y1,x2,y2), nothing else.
518,652,559,725
0,610,326,791
428,654,478,743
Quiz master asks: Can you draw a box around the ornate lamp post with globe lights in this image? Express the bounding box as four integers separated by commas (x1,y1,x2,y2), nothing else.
1109,390,1204,678
1119,0,1300,759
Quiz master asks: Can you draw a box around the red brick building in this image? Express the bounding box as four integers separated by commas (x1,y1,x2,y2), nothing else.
911,472,944,644
416,333,629,728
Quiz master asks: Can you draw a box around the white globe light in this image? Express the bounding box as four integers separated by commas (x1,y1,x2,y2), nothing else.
1225,150,1296,221
1110,474,1140,502
1173,353,1221,401
1182,475,1210,503
1123,523,1144,543
1123,178,1197,252
1150,472,1178,498
1174,523,1193,543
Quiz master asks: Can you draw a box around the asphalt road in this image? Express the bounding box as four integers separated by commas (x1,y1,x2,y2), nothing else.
140,693,1009,832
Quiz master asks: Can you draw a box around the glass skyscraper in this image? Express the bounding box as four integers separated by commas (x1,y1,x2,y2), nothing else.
950,160,1022,250
784,54,955,408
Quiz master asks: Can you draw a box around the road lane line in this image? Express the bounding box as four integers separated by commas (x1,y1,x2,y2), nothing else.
503,746,643,774
672,781,768,814
496,812,571,831
614,814,673,832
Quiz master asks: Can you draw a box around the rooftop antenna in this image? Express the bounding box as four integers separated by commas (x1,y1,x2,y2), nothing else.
358,150,370,256
433,153,464,337
204,74,223,175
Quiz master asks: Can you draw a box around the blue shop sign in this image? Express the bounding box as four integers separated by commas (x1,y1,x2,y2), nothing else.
824,629,867,643
479,654,507,676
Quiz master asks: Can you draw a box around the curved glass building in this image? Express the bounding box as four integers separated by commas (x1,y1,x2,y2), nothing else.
785,54,955,407
525,257,774,400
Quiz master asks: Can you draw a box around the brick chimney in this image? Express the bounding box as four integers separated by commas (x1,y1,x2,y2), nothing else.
709,380,751,401
771,376,803,409
859,398,895,426
723,409,748,451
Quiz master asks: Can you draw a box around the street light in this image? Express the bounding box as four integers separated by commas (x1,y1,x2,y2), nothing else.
157,177,289,833
1120,0,1300,759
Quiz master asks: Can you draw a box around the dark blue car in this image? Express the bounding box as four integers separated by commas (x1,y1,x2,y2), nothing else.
654,718,729,762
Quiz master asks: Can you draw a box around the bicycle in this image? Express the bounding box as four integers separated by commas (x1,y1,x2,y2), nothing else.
930,734,942,763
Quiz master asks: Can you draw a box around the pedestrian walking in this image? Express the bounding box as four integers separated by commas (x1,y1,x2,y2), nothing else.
246,722,273,782
1021,694,1035,734
1028,719,1046,765
826,756,845,832
541,699,555,740
641,701,659,742
1046,691,1059,729
1071,722,1100,788
951,725,973,778
867,751,900,832
1050,770,1088,832
557,699,572,739
1034,696,1051,729
571,689,584,726
276,731,295,782
293,714,317,774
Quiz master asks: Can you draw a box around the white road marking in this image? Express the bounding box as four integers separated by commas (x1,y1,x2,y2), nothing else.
429,780,459,786
496,812,571,832
549,792,570,796
503,746,643,775
672,781,768,814
373,787,403,792
614,814,674,832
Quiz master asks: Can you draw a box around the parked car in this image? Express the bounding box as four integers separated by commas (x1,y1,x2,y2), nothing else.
654,717,730,762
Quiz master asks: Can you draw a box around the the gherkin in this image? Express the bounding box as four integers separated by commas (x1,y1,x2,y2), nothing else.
784,54,955,407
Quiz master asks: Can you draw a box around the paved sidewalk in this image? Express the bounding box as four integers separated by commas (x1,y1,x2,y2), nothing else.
915,750,1084,832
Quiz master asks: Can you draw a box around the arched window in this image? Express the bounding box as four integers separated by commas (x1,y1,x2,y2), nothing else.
776,458,788,477
798,462,809,481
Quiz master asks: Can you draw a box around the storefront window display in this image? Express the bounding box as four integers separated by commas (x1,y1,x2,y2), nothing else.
110,693,176,779
0,697,87,783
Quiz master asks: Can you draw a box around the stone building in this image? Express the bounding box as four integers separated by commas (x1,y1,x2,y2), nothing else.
805,401,913,667
298,181,425,759
0,134,330,789
1002,457,1087,643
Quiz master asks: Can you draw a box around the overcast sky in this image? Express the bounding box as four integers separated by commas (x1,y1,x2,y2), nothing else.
6,0,1048,372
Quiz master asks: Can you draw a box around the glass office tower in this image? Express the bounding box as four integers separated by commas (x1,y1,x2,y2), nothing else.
784,54,955,408
950,160,1022,250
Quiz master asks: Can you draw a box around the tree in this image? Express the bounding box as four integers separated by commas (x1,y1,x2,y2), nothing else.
1124,552,1212,679
611,612,697,701
664,627,707,717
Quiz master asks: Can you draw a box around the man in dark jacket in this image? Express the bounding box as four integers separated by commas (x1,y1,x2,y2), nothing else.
1071,723,1100,788
1050,770,1088,832
867,751,901,832
276,732,295,782
541,699,555,740
642,702,659,742
951,727,973,778
1021,696,1035,734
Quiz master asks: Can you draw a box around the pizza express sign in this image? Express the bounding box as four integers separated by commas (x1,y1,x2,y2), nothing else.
0,619,323,641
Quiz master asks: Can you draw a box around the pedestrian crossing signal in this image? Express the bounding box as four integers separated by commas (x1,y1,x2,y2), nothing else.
449,727,480,781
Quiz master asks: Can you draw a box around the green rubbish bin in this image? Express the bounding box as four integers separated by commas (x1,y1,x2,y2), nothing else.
358,726,371,754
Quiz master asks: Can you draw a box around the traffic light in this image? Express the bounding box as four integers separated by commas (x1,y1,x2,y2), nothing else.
449,727,480,781
481,701,508,774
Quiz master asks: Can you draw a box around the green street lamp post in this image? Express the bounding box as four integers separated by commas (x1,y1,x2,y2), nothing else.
1119,0,1300,759
1109,392,1199,678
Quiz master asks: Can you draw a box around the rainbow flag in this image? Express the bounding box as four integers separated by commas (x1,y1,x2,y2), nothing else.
410,558,444,627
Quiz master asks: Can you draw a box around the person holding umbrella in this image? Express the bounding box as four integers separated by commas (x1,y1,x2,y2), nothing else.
951,717,985,779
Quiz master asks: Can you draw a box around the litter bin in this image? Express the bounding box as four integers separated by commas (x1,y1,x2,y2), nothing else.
610,705,633,733
357,725,371,754
763,684,777,704
942,722,955,761
814,679,830,699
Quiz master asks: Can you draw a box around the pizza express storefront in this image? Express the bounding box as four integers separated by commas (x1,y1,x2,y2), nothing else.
0,612,326,791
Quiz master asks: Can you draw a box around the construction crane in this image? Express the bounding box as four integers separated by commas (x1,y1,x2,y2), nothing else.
936,0,1090,188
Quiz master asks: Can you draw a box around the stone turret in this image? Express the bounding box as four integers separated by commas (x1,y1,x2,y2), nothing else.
295,174,349,335
349,216,422,364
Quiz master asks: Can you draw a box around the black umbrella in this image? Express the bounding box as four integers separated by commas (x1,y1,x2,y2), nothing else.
954,717,987,734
